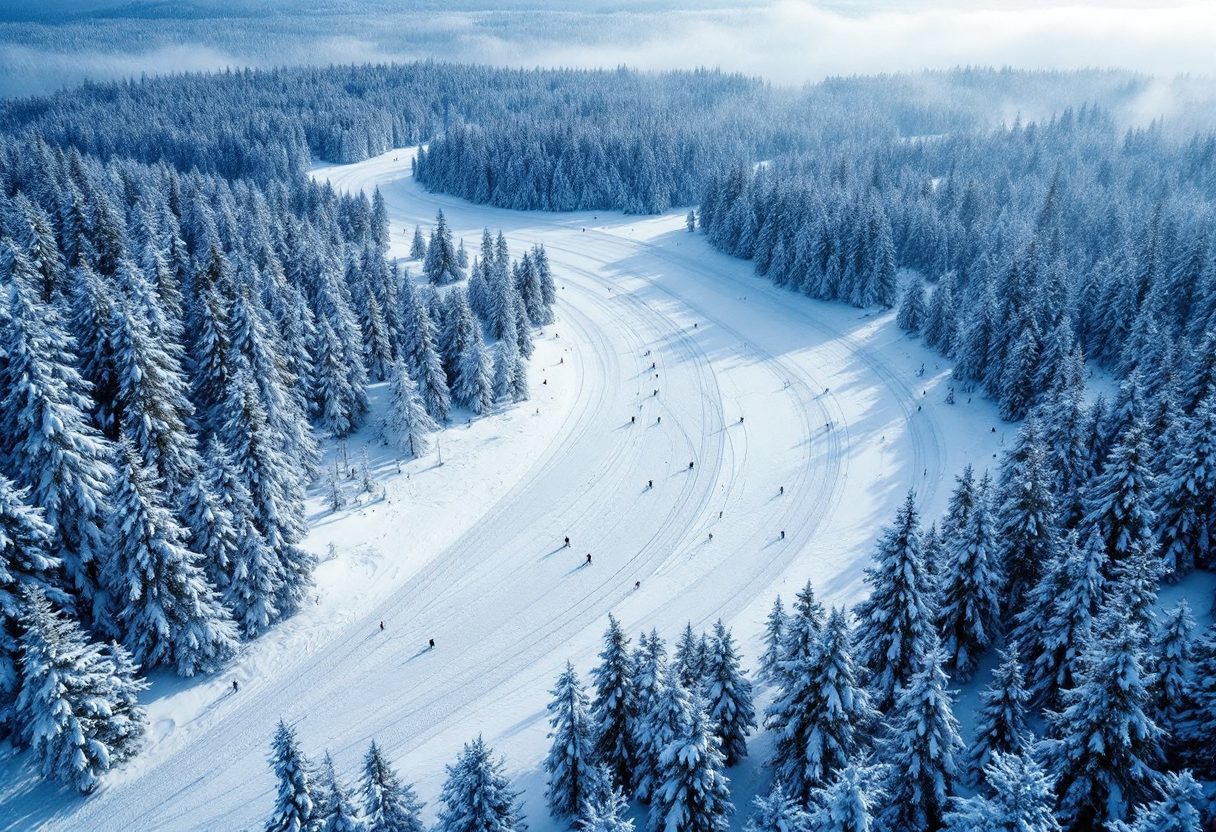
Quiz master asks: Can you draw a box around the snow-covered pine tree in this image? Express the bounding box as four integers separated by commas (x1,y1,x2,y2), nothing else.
744,782,811,832
1041,608,1166,832
361,739,425,832
1146,600,1194,760
875,644,963,832
943,750,1060,832
546,661,605,820
434,736,525,832
383,360,439,458
998,321,1041,422
853,490,933,713
674,622,705,694
438,287,475,381
768,606,874,804
317,752,365,832
757,595,787,685
963,642,1032,786
15,586,147,794
514,252,547,328
577,772,634,832
647,693,732,832
266,719,316,832
590,614,637,795
0,475,60,739
0,248,113,618
400,289,451,422
895,275,927,333
453,322,495,416
630,631,671,804
780,581,826,686
492,333,526,405
936,471,1001,682
686,211,697,233
1107,770,1205,832
410,226,427,260
994,417,1060,615
532,244,556,323
102,438,237,675
1016,529,1106,707
1175,624,1216,778
1154,388,1216,579
1082,421,1159,570
422,210,464,285
921,521,943,593
807,765,875,832
219,371,314,622
702,620,755,766
1110,539,1165,636
178,463,238,597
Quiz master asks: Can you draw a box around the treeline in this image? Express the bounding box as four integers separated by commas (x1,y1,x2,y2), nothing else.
0,121,554,791
699,105,1216,422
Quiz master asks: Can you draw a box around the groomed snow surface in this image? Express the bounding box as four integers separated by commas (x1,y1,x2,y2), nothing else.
4,149,1208,831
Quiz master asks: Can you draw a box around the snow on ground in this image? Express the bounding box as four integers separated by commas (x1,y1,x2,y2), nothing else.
7,146,1173,831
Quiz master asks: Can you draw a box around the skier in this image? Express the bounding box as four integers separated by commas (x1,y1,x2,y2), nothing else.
586,553,593,565
380,621,385,631
635,580,641,589
739,416,744,424
429,638,435,649
654,389,658,397
648,480,653,488
564,536,570,547
631,416,635,424
708,533,713,541
651,362,656,369
689,461,694,470
780,485,784,495
780,530,785,539
233,680,239,693
657,416,661,424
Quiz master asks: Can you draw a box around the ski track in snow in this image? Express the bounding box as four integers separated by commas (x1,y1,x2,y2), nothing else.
4,148,1009,832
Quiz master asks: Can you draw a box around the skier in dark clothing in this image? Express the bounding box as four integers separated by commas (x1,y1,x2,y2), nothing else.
689,461,694,470
564,536,570,547
429,638,435,649
233,680,239,693
380,621,384,631
586,553,593,565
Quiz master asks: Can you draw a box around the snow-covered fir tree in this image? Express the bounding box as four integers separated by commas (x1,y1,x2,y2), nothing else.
943,750,1060,832
1016,529,1106,707
546,661,605,821
1176,624,1216,778
15,586,147,794
1081,421,1158,569
637,663,693,807
361,740,425,832
577,773,634,832
964,643,1032,786
758,596,787,685
0,474,60,739
779,581,826,687
434,736,525,832
492,331,528,405
453,321,496,415
767,607,873,804
423,210,465,285
410,225,427,260
1107,770,1205,832
647,693,732,832
994,418,1059,614
383,360,439,458
744,782,812,832
1146,600,1194,762
674,622,706,695
702,620,754,766
875,643,963,832
936,471,1001,682
318,753,366,832
266,719,316,832
590,615,638,795
807,765,875,832
1041,608,1166,832
853,490,933,713
896,275,928,333
1154,388,1216,579
102,439,238,675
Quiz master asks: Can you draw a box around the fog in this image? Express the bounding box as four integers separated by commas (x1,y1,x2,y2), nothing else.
1,1,1212,105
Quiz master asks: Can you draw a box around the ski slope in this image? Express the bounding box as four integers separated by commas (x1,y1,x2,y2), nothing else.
3,149,1010,831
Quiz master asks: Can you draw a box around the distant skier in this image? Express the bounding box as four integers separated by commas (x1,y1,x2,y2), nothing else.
586,553,593,565
654,389,658,396
780,530,785,539
657,416,661,424
689,461,694,469
635,580,641,589
233,680,239,693
429,638,435,649
631,416,635,424
708,533,713,541
380,621,385,631
651,362,656,369
739,417,744,424
779,486,784,495
648,480,653,488
564,536,570,547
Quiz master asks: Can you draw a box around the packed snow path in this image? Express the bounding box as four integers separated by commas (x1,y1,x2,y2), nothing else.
22,150,1004,832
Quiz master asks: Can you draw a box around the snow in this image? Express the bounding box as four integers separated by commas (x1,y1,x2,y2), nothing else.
0,145,1097,831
